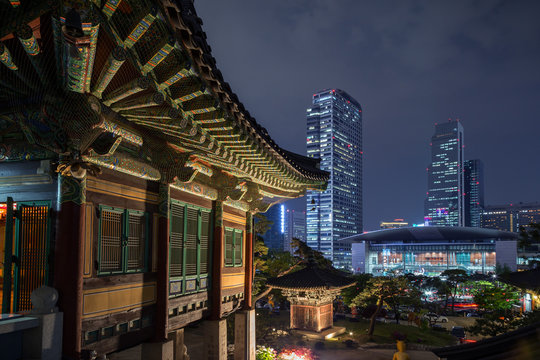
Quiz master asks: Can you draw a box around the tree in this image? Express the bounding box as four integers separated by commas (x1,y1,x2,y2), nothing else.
468,308,540,337
351,277,420,337
441,269,468,313
422,276,451,309
252,238,330,303
518,223,540,249
473,283,520,313
340,273,373,305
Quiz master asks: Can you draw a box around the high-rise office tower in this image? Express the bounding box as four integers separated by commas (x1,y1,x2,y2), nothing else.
283,209,307,254
425,120,465,226
306,89,362,268
260,204,284,251
464,159,485,227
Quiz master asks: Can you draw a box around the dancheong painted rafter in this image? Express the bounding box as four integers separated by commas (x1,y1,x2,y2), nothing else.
0,0,328,201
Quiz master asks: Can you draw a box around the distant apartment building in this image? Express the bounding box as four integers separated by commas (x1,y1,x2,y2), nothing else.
380,219,409,229
425,120,465,226
306,89,363,269
464,159,485,227
481,202,540,232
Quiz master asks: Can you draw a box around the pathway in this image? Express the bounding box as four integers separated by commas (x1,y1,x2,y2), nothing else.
315,348,438,360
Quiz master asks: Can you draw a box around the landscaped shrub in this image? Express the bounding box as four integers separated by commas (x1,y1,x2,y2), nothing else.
278,347,316,360
344,339,356,348
256,345,277,360
391,330,407,341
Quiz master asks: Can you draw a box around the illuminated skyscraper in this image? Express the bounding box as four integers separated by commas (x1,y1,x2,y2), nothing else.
425,120,465,226
306,89,362,268
260,204,283,251
464,159,484,227
283,209,306,254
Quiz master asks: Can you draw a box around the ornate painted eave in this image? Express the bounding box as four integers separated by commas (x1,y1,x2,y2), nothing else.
0,0,328,207
267,266,355,292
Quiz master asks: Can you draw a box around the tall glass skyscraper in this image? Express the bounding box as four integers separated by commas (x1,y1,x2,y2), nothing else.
306,89,362,268
464,159,484,227
425,120,465,226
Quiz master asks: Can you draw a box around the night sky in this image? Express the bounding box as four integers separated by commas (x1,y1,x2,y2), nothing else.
195,0,540,231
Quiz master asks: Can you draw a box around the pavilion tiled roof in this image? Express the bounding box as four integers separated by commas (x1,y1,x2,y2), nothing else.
267,265,355,291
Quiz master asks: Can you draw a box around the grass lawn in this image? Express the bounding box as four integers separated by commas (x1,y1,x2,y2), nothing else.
334,318,456,347
256,310,456,349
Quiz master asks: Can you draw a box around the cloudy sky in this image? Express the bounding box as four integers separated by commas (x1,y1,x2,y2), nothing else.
195,0,540,230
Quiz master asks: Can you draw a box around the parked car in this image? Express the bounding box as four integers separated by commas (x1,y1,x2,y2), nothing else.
450,326,466,339
422,313,449,323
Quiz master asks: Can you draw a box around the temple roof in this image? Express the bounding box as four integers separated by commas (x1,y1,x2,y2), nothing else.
0,0,328,203
431,323,540,360
267,265,355,291
499,268,540,291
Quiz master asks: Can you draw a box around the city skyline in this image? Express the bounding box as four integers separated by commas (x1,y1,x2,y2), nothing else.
196,1,540,230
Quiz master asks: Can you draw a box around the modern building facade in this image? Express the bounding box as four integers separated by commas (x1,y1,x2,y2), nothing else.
260,204,285,251
260,204,307,253
347,227,517,276
425,120,465,227
464,159,485,227
283,208,307,254
306,89,362,268
481,203,540,232
380,219,409,229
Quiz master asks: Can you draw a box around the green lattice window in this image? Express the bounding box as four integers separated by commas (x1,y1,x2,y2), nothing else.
224,227,243,267
98,206,149,275
169,201,212,297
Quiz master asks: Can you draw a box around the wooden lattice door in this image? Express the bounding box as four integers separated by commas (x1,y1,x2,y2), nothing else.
13,202,51,312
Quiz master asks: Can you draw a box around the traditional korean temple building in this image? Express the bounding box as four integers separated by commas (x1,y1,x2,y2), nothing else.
0,0,328,359
266,263,354,337
500,268,540,312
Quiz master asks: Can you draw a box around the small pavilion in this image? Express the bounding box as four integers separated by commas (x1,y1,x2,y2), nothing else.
267,264,354,336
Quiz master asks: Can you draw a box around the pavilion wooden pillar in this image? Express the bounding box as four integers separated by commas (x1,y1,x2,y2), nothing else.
210,199,224,320
155,183,170,342
206,199,227,360
54,173,86,359
244,211,253,310
234,210,256,360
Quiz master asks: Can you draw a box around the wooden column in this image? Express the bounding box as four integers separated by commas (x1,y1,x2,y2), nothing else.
243,211,253,310
210,200,224,320
2,197,14,313
54,174,86,359
155,183,170,341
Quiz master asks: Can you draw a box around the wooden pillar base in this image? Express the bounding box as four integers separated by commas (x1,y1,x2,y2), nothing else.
234,309,256,360
204,319,227,360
